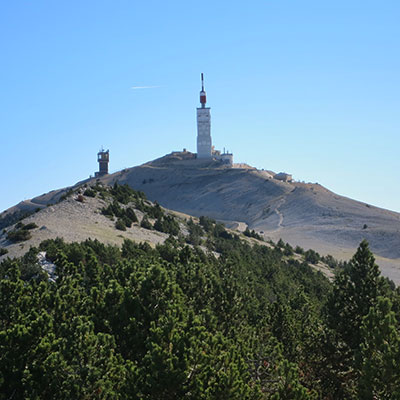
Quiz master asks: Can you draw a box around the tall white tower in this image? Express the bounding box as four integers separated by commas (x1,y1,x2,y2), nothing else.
196,73,212,158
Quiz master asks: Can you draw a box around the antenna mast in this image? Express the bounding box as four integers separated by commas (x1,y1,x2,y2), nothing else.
200,73,207,108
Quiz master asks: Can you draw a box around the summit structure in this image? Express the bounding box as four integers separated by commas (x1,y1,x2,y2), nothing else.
196,73,212,158
95,148,109,177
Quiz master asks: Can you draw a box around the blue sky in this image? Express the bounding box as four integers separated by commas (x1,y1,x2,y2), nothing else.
1,1,399,212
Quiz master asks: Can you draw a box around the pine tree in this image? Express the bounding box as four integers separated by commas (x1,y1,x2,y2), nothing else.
356,297,400,399
322,240,390,397
326,240,383,350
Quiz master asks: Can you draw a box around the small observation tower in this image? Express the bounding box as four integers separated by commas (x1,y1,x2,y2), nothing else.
95,148,109,177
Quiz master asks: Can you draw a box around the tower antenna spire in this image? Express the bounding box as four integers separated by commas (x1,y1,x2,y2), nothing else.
199,73,207,107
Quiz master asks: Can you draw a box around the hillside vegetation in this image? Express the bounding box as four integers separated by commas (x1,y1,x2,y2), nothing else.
1,211,400,398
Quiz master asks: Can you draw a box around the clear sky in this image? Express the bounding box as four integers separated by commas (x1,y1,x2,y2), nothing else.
1,1,399,213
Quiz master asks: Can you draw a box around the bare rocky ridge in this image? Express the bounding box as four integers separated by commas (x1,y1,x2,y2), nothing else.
0,193,169,261
1,151,399,282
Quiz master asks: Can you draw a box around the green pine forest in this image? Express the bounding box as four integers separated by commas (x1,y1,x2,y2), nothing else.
1,185,400,399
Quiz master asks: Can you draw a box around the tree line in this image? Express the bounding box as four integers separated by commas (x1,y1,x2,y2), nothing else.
1,225,400,398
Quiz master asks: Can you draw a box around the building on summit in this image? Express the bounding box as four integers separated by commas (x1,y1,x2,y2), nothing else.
95,148,109,177
196,74,233,166
212,147,233,165
196,73,212,159
274,172,292,182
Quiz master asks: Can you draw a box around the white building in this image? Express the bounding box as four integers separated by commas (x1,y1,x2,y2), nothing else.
196,73,212,158
274,172,292,182
213,148,233,166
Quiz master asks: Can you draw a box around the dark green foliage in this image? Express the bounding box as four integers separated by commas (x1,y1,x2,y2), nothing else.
90,182,109,199
109,182,144,204
140,215,152,230
321,254,339,269
0,247,45,281
186,218,204,245
135,199,146,212
283,242,294,256
126,207,138,223
322,240,395,397
243,227,263,240
14,221,37,230
23,222,38,230
295,245,304,255
6,227,32,242
39,237,64,262
197,217,235,245
101,204,114,217
356,296,400,399
83,188,96,197
0,232,333,398
199,215,216,232
187,218,203,235
122,215,132,228
100,185,144,230
153,217,162,232
0,247,8,256
212,221,227,237
137,190,147,200
121,239,153,259
326,240,384,350
115,218,127,231
96,183,146,215
276,238,285,248
135,200,163,218
15,221,24,229
154,215,180,235
101,200,124,218
304,249,320,264
1,237,398,399
146,202,164,219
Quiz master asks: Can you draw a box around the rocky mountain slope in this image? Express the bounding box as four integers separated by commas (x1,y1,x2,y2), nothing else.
104,152,400,282
0,183,186,261
1,151,399,282
0,180,335,280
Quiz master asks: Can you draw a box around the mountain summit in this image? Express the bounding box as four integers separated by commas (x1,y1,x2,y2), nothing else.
1,151,399,282
101,152,400,280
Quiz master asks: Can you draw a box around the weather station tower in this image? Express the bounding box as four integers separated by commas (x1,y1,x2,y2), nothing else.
95,148,109,177
196,73,212,158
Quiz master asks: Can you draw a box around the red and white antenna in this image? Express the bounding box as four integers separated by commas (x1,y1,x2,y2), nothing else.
200,73,207,107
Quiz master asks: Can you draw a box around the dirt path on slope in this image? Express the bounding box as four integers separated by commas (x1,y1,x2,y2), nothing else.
273,196,286,232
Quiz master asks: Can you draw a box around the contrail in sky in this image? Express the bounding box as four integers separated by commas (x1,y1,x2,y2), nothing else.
131,85,161,90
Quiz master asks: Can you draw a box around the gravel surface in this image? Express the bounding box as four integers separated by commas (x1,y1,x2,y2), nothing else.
0,195,168,261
